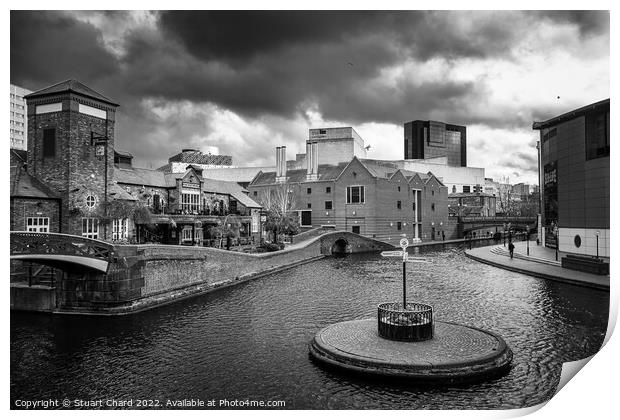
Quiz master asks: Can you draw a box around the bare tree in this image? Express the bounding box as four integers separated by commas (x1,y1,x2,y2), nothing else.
497,176,516,216
257,183,300,243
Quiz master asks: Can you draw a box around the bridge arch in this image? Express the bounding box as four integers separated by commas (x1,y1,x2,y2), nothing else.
331,238,351,255
10,232,113,273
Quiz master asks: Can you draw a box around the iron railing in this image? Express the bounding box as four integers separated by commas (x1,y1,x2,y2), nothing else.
377,302,434,342
149,204,252,217
10,232,115,262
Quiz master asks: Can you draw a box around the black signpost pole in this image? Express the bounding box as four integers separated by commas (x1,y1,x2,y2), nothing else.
402,260,407,308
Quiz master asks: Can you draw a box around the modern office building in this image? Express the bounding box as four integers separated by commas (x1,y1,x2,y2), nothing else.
404,120,467,167
10,84,32,150
533,98,609,257
158,148,234,173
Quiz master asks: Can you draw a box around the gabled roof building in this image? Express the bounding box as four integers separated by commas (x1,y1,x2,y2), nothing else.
249,146,450,245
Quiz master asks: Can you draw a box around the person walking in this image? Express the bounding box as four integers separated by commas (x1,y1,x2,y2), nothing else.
508,241,515,259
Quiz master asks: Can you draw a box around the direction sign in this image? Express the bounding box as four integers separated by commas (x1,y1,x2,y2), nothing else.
381,250,404,258
399,238,409,249
405,257,430,263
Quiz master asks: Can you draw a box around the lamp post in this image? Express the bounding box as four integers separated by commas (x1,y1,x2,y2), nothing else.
503,222,506,247
526,224,530,256
596,230,600,259
92,132,109,240
554,225,558,261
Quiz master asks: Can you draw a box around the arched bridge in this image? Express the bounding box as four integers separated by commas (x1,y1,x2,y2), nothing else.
460,216,537,234
10,232,115,273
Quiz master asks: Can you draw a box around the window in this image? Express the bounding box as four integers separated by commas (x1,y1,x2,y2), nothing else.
325,200,333,210
112,218,128,241
182,226,193,242
397,222,402,230
346,186,365,204
42,128,56,158
463,186,471,193
253,191,257,196
319,129,327,135
397,201,402,209
26,217,49,232
412,202,416,212
432,190,435,196
300,210,312,226
398,186,401,192
326,187,331,193
85,195,96,208
307,203,312,209
82,218,99,239
431,203,435,211
586,109,610,160
307,187,312,194
181,191,200,213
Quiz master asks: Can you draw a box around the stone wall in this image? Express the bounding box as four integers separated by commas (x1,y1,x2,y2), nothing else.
139,240,323,297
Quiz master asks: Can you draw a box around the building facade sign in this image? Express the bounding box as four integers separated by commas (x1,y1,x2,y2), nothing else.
182,182,200,189
543,161,558,226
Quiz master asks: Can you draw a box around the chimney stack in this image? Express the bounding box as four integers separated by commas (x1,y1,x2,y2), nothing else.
275,146,287,183
306,141,319,181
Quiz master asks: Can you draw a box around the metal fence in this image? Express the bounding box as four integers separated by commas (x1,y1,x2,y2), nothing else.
377,302,434,342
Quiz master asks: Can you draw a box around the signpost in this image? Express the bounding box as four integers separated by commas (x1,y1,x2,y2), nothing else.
380,238,428,308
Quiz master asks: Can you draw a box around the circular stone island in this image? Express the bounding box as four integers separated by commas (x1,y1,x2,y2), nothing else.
309,319,513,384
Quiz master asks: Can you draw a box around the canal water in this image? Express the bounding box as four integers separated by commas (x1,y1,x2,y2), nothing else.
11,245,608,409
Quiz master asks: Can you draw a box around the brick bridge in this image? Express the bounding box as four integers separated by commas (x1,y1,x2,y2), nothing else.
459,216,537,235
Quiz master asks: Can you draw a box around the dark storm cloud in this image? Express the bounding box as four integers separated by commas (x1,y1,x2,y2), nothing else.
159,11,530,64
10,11,118,88
158,10,385,62
536,10,609,37
9,10,609,170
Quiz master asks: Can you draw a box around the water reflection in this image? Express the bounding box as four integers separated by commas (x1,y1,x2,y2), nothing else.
11,246,608,409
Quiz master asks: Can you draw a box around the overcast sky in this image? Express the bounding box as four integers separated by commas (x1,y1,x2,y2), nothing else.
11,10,609,184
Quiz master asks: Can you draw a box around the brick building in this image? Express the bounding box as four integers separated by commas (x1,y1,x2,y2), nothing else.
533,98,609,257
12,79,261,246
248,147,449,245
10,149,61,232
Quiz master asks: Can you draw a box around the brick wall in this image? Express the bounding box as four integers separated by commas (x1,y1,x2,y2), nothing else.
10,198,60,232
27,93,117,239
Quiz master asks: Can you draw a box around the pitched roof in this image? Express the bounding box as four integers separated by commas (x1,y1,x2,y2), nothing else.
113,167,168,187
10,164,58,199
10,148,27,163
24,79,119,106
202,178,261,208
251,162,350,185
109,183,138,201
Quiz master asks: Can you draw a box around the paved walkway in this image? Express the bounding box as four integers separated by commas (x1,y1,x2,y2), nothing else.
466,241,610,291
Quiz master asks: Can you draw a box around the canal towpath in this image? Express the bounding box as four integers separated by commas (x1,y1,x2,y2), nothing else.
466,241,609,291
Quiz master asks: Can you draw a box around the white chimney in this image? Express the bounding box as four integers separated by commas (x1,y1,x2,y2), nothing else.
306,141,319,181
276,146,287,183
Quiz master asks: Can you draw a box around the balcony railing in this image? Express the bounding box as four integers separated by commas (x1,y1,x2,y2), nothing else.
148,204,251,217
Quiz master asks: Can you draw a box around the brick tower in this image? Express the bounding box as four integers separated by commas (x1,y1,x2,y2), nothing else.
25,80,119,239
